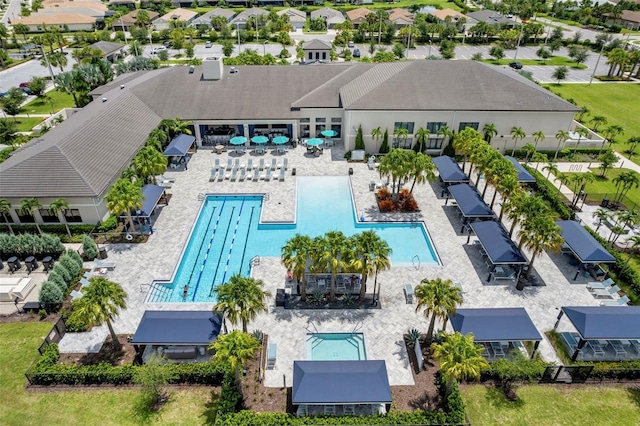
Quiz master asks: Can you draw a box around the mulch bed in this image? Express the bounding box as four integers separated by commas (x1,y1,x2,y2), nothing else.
285,294,381,310
58,334,136,366
376,188,420,213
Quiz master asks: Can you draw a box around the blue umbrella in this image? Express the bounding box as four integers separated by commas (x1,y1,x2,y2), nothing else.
251,135,269,144
306,138,324,147
321,129,338,138
272,136,289,145
230,136,247,145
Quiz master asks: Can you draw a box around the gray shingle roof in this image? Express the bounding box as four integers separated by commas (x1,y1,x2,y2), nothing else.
292,63,375,108
303,39,332,51
339,62,412,108
90,41,125,56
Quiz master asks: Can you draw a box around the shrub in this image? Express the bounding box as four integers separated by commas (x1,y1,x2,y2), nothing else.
52,262,72,284
82,234,99,260
376,188,390,200
379,199,395,212
47,269,68,293
59,254,81,278
355,125,364,150
39,281,63,312
525,165,573,220
379,129,390,154
67,249,84,270
64,310,90,332
218,373,242,415
403,197,419,211
0,232,64,258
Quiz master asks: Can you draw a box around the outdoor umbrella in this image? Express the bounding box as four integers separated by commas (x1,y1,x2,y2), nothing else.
251,135,269,144
306,138,324,147
320,129,338,138
230,136,247,145
272,136,289,145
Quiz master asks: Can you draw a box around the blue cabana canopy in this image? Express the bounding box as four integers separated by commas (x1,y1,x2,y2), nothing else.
163,134,195,156
433,155,469,183
448,184,494,218
138,184,166,217
470,221,528,264
131,310,222,345
560,306,640,340
505,156,535,183
450,308,542,342
292,361,392,405
557,220,616,264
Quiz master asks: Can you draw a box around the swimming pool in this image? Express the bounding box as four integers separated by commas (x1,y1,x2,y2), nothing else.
147,176,440,303
306,333,367,361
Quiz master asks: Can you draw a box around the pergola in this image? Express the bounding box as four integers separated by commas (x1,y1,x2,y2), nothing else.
433,155,469,197
163,134,196,169
470,221,528,282
446,184,495,232
557,220,615,280
505,156,535,183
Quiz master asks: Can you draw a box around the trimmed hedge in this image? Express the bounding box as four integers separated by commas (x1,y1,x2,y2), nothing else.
0,224,97,242
82,234,99,260
29,343,228,386
512,148,603,161
524,165,574,220
0,232,65,259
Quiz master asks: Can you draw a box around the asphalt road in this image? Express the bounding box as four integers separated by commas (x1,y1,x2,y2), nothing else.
0,53,77,93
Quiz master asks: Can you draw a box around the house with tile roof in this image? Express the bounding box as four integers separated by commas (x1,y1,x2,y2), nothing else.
153,8,198,31
346,8,373,27
311,7,345,29
606,10,640,30
387,8,414,27
278,8,307,30
429,8,470,30
112,10,160,32
14,0,107,31
230,7,268,28
0,60,579,225
190,8,236,28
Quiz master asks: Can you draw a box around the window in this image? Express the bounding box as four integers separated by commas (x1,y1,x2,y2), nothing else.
300,124,310,138
65,209,83,223
315,118,326,123
426,122,447,134
0,211,13,223
322,52,327,60
458,122,479,132
308,52,313,60
394,122,414,133
316,124,326,136
331,117,342,123
331,124,341,137
15,209,34,223
39,209,60,223
300,118,310,123
426,137,444,150
393,138,413,149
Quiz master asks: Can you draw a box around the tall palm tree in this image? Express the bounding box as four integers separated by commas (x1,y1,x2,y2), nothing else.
602,124,624,151
415,277,462,345
542,162,559,180
19,198,43,235
554,130,570,160
452,128,480,172
393,127,409,148
508,195,547,237
612,171,640,207
510,126,526,156
491,173,519,210
371,126,383,148
54,71,79,107
498,188,525,223
133,146,168,184
521,143,536,164
532,130,545,151
413,127,429,153
213,274,271,333
408,152,436,193
432,332,488,398
314,231,350,302
73,277,127,349
350,230,392,300
281,234,314,301
572,127,590,156
50,198,71,238
518,215,563,279
590,116,607,132
209,330,260,387
163,117,193,139
105,179,143,234
0,198,14,235
482,123,498,144
377,148,411,200
593,208,610,232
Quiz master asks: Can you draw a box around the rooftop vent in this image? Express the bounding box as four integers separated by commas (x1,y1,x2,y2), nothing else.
102,97,107,102
120,85,125,89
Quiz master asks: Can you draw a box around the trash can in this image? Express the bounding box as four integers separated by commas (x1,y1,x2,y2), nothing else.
99,247,108,259
349,167,353,176
369,181,376,191
292,168,296,176
601,197,609,208
292,139,297,148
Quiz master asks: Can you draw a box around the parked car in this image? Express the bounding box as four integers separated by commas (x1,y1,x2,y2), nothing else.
205,41,212,48
163,41,173,48
19,82,30,88
151,46,167,54
347,41,355,48
509,61,523,69
353,48,361,58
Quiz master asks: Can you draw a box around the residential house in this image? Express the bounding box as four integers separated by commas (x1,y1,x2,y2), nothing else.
230,8,268,29
311,7,345,29
387,8,414,28
278,8,307,31
466,10,515,28
153,8,198,31
108,0,136,9
302,38,332,62
14,0,107,31
90,41,126,62
190,8,236,29
429,8,470,30
112,10,160,32
606,10,640,30
346,8,373,28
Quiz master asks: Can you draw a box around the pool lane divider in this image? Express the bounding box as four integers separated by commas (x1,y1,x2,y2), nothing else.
238,206,256,276
217,199,246,291
207,203,241,297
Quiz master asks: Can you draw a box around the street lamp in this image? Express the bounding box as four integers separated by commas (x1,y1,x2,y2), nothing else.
589,36,606,85
38,45,55,82
513,20,524,61
236,22,241,54
263,40,267,56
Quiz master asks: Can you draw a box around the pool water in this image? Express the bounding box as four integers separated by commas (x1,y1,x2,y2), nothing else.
306,333,367,361
148,176,440,303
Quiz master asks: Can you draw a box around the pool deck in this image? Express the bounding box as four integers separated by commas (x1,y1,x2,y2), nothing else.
58,144,602,385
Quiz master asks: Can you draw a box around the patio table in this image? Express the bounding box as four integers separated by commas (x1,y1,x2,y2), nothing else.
215,144,224,154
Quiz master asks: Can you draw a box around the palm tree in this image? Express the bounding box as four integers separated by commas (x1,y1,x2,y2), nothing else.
408,152,436,193
590,116,607,132
612,171,640,207
213,274,271,333
432,332,488,398
498,188,525,223
572,127,590,156
413,127,429,153
19,198,43,235
393,127,409,148
510,126,526,156
105,179,143,234
414,277,462,345
491,173,519,210
532,130,545,151
521,143,536,164
508,195,547,237
518,215,563,279
350,230,392,300
281,234,314,301
554,130,570,160
452,128,480,172
50,198,71,238
371,126,383,149
133,146,168,184
542,162,559,180
0,198,14,235
73,277,127,350
209,330,260,387
482,123,498,144
592,208,609,232
162,117,193,139
378,149,411,200
54,71,79,107
314,231,350,302
602,124,624,150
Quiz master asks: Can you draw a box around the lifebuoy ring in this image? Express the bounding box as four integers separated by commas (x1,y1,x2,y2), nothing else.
125,233,133,241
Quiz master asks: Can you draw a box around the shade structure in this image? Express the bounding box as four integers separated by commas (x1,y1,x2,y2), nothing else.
470,221,528,264
450,308,542,342
272,136,289,144
321,129,338,137
306,138,324,147
251,135,269,144
137,184,165,217
292,360,392,405
131,310,223,345
448,184,494,218
505,156,535,183
163,134,195,156
230,136,247,145
433,155,469,183
560,306,640,340
557,220,615,264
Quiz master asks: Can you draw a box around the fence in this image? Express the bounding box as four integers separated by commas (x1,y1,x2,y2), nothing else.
38,317,66,355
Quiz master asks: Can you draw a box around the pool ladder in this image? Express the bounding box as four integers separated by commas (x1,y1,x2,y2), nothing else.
197,193,205,201
306,321,319,334
352,321,363,333
250,255,260,266
412,255,420,271
263,192,270,201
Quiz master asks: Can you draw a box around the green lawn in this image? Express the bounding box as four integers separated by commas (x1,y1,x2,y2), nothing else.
22,91,75,115
483,57,588,69
542,84,640,161
0,323,217,426
563,168,640,209
463,385,640,425
12,117,44,133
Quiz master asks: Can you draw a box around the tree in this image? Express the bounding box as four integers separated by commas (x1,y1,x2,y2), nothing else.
413,127,429,153
0,119,18,147
39,281,64,312
521,143,536,164
554,130,569,160
13,23,30,42
552,66,569,84
379,128,390,154
628,137,640,159
593,208,609,232
46,51,67,72
54,71,80,107
590,116,608,132
281,234,314,301
209,331,260,385
536,46,551,62
510,126,526,156
1,88,26,121
73,277,127,349
378,148,412,200
603,125,624,148
313,231,350,302
489,45,505,61
573,127,590,155
222,39,234,57
350,230,391,301
432,332,488,398
133,146,167,184
355,125,365,150
612,171,640,207
105,179,143,234
83,234,99,260
606,48,628,78
542,162,559,180
133,354,177,409
532,130,545,151
371,126,383,149
19,198,43,235
482,123,498,144
415,277,462,345
518,215,563,279
568,45,589,66
0,199,14,235
50,198,71,238
29,77,47,98
598,150,618,177
213,274,270,333
408,152,436,193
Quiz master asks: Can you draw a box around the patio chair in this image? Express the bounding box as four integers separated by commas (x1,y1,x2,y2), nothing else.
278,167,286,181
217,168,225,182
296,405,308,417
343,404,355,415
230,167,238,181
70,290,83,300
491,342,505,358
246,158,253,171
93,259,116,270
281,157,288,170
263,167,272,181
213,159,220,170
324,405,335,415
259,158,265,170
588,341,605,357
592,284,620,299
156,174,175,183
252,168,260,182
266,343,277,370
405,284,413,304
601,295,631,306
80,278,91,288
209,168,217,182
227,158,233,169
234,158,240,168
270,158,277,170
336,280,346,293
587,277,614,290
239,167,246,182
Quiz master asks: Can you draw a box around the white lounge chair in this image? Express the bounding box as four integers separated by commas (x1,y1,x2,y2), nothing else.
234,158,240,168
586,277,614,290
278,167,286,181
80,278,91,288
93,259,116,270
280,157,288,170
226,158,233,169
266,343,277,370
209,168,217,181
592,284,620,299
270,158,277,170
213,159,220,170
601,295,631,306
239,167,246,181
157,174,175,183
70,290,83,300
405,284,413,304
229,167,238,181
252,168,260,182
263,167,272,181
217,168,225,182
246,158,253,171
258,158,265,170
296,405,308,417
324,405,335,415
343,404,355,415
